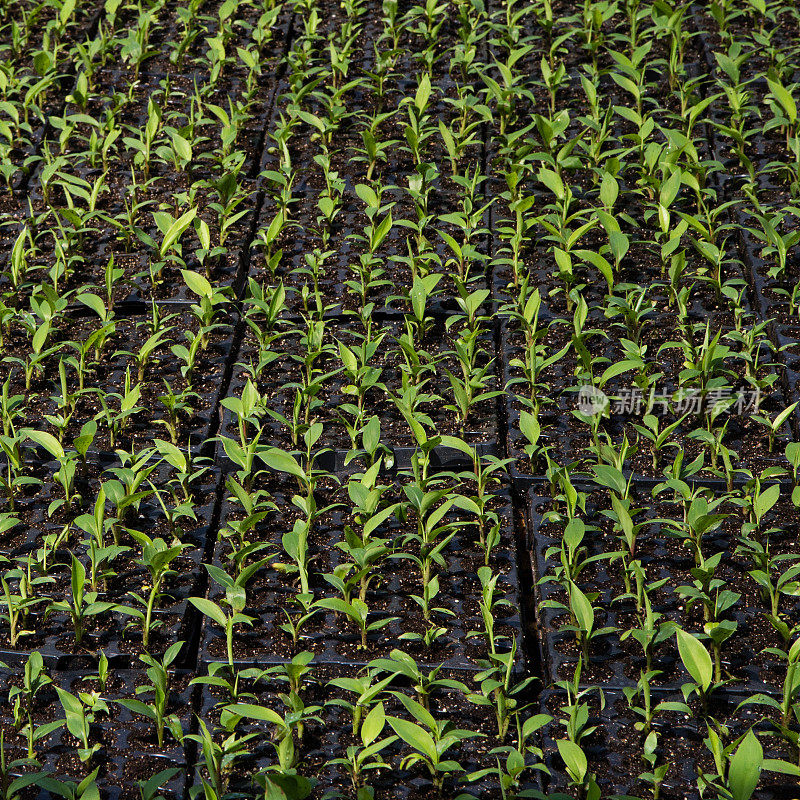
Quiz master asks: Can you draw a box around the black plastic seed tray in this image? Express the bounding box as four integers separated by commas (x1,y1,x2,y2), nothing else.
728,211,800,437
194,666,542,799
0,597,194,671
253,131,492,316
216,316,500,460
197,488,523,673
527,485,798,694
0,455,216,531
538,687,795,800
239,440,503,477
696,37,796,202
4,5,105,193
2,668,195,799
14,316,238,464
0,464,223,669
500,310,787,483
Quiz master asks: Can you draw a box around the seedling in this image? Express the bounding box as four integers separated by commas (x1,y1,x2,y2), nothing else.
189,564,257,669
46,556,115,646
117,642,185,748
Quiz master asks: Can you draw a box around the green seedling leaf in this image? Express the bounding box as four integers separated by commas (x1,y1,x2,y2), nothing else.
755,484,780,522
189,597,228,628
557,740,587,783
767,77,797,125
23,429,64,459
569,583,594,635
676,627,712,691
259,448,305,479
728,729,763,800
159,208,197,256
181,269,213,299
361,702,385,747
538,167,564,200
600,172,618,209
